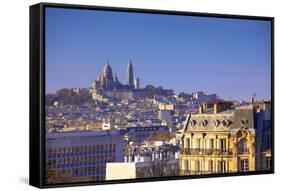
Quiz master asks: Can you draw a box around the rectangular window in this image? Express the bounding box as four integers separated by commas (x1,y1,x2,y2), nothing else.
209,160,214,173
83,146,87,153
266,157,271,169
47,149,52,155
195,160,200,173
196,138,201,149
220,139,226,152
266,134,271,150
222,161,226,173
218,161,221,173
185,138,191,149
51,148,55,154
79,146,83,153
209,139,215,149
218,161,226,173
240,160,249,172
202,140,205,150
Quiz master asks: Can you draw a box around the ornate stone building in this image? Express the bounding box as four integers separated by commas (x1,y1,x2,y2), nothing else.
178,100,271,175
92,60,145,100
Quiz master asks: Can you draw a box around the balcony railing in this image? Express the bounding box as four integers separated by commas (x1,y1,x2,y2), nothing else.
180,148,233,156
237,147,250,155
180,170,231,175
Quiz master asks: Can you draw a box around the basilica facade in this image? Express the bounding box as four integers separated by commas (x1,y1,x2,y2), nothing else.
92,60,143,100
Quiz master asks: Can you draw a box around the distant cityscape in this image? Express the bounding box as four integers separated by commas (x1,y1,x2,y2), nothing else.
45,59,272,184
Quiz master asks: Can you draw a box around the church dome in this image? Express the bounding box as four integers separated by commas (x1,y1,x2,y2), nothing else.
103,60,113,79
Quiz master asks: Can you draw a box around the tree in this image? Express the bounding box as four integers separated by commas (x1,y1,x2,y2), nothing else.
45,160,94,184
45,161,56,184
46,88,92,106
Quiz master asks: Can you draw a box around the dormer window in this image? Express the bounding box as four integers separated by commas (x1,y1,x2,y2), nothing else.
213,120,220,127
222,120,230,127
241,119,248,126
190,120,196,127
200,120,208,127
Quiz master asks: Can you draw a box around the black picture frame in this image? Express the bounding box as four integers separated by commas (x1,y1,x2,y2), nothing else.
30,2,275,188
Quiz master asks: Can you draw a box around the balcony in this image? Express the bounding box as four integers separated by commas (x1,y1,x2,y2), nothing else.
180,148,233,156
238,148,250,155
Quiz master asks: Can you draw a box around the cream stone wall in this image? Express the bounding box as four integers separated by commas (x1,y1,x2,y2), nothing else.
106,163,136,180
180,105,257,175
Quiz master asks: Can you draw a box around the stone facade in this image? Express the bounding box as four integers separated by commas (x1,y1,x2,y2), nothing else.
179,101,272,175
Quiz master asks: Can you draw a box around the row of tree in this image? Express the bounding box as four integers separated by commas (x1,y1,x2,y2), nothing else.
46,88,93,106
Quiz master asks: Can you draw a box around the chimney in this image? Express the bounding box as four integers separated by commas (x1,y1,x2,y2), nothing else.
199,104,203,114
214,101,233,114
199,102,213,113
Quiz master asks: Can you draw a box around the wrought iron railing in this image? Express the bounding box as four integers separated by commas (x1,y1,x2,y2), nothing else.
180,148,233,156
238,148,249,155
180,170,232,175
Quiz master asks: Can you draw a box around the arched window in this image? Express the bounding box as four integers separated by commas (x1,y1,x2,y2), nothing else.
238,138,248,154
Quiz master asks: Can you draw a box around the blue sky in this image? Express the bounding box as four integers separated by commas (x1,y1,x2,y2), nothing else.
45,7,271,101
